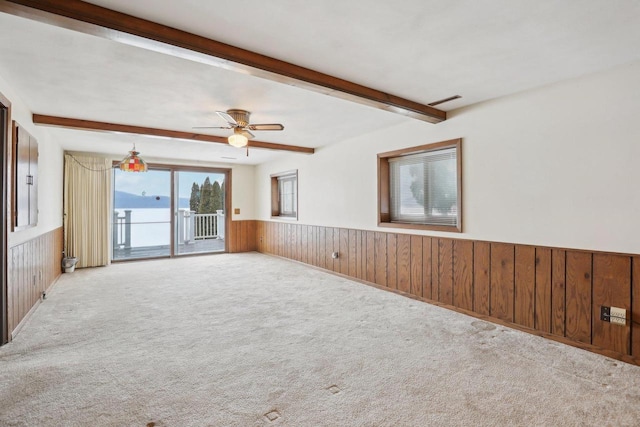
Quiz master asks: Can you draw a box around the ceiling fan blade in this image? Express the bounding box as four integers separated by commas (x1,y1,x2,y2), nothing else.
192,126,232,129
248,123,284,131
216,111,238,126
240,129,255,139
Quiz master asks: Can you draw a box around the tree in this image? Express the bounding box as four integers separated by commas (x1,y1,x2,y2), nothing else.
189,182,200,212
212,180,222,212
409,165,424,206
198,177,214,213
220,181,225,211
409,160,456,215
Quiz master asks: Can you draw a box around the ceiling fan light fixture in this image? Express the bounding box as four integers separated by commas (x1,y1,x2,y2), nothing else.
119,143,148,172
228,130,248,148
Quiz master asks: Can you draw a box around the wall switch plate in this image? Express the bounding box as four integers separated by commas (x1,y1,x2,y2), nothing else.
610,306,626,325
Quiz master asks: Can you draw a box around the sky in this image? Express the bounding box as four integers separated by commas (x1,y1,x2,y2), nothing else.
114,169,225,198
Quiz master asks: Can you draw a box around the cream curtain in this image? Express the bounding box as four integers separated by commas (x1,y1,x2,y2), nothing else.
64,154,112,268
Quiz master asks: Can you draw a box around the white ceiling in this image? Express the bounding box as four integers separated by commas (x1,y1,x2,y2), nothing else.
1,0,639,165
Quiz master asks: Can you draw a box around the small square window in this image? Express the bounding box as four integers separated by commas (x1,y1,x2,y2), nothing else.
378,139,461,232
271,170,298,219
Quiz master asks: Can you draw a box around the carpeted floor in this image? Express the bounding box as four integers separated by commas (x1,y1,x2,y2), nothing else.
1,253,640,426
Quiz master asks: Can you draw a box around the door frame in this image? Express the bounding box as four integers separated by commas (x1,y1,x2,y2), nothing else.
1,91,11,345
111,162,231,260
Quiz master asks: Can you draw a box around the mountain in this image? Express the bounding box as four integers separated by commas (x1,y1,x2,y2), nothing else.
114,191,190,209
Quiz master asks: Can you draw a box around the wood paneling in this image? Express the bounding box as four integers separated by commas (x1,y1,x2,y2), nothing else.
473,241,490,315
453,240,473,311
410,236,423,297
294,224,300,260
431,238,439,302
514,246,535,328
387,233,397,290
552,249,566,336
333,228,340,272
318,227,326,269
438,239,454,305
565,251,592,344
366,232,375,283
325,227,333,271
300,225,308,264
255,221,640,365
339,228,349,276
310,226,318,267
422,237,433,300
374,232,387,287
396,234,411,294
490,243,514,322
228,220,257,253
592,254,631,355
256,221,264,253
356,230,365,280
535,248,552,333
633,257,640,358
348,229,357,278
7,227,63,340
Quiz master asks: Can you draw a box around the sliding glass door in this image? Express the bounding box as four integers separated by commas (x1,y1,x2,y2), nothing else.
174,171,226,255
112,166,228,261
112,168,172,260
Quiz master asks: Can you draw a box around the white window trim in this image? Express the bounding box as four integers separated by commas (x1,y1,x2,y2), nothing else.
270,169,298,220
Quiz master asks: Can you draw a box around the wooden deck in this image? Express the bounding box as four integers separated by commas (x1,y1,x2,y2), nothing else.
113,238,225,260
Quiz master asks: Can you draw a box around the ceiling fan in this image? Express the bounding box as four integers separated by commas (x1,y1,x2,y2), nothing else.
194,109,284,148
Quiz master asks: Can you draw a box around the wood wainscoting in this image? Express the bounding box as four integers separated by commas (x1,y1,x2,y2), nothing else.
7,227,63,340
228,220,257,253
255,221,640,365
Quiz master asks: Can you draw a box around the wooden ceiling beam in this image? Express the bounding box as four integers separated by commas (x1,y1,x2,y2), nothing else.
32,114,315,154
2,0,446,124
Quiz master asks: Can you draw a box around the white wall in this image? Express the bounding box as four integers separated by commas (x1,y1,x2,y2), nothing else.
0,74,64,248
255,60,640,255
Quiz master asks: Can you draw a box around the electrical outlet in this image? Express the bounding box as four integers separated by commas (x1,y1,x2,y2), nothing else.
601,305,627,326
610,306,626,325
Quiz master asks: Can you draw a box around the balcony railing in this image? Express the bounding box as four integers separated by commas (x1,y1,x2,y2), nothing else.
177,210,225,244
113,210,132,249
113,209,225,249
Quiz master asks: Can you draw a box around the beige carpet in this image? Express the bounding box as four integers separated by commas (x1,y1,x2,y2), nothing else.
1,253,640,426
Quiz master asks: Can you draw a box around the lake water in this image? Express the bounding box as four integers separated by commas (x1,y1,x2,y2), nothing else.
113,208,172,248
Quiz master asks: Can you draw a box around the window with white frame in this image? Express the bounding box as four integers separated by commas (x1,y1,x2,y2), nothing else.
271,170,298,219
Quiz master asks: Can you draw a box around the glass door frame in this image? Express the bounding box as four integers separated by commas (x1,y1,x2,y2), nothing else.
111,161,231,260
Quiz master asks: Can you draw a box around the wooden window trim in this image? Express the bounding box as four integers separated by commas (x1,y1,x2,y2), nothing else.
270,170,298,220
378,138,462,233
